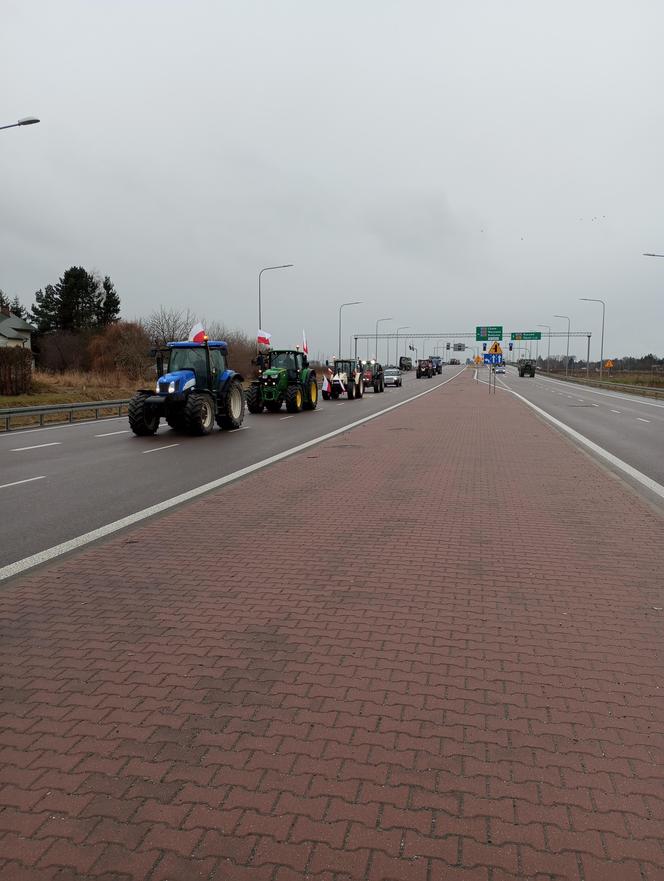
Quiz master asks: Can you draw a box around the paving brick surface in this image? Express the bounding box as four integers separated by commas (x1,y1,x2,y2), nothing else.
1,370,663,880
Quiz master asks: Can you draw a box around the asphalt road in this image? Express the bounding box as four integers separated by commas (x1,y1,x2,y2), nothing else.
493,367,664,487
0,370,463,569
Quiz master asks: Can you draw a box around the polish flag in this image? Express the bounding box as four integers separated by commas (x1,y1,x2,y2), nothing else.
257,329,272,346
188,322,206,342
302,329,308,356
322,376,330,394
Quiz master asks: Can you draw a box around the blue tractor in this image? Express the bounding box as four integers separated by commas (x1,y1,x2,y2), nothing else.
129,340,245,436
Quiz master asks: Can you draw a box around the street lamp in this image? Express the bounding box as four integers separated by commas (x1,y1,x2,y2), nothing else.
338,301,361,358
375,317,392,362
643,253,664,257
0,116,40,132
395,326,410,366
537,324,551,373
258,264,293,331
579,297,606,380
554,315,571,377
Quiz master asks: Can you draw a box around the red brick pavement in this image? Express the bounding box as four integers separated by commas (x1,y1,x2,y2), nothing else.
0,369,663,881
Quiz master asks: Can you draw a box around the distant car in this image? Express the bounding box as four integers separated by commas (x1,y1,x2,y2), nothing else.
495,365,506,374
384,367,402,387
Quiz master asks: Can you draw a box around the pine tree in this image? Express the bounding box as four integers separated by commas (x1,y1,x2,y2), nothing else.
30,285,60,333
99,276,121,325
10,297,26,319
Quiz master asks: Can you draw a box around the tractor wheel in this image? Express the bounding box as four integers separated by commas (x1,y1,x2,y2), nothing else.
184,392,215,435
331,386,340,399
303,377,318,410
322,389,330,401
286,385,303,413
373,382,379,393
356,380,364,398
347,383,354,400
128,392,159,436
166,412,186,432
216,379,245,430
265,400,282,413
246,384,264,414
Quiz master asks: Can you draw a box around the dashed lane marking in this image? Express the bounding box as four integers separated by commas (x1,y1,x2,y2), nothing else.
95,430,130,437
142,443,180,454
0,476,46,491
10,442,61,453
637,418,651,423
610,410,621,414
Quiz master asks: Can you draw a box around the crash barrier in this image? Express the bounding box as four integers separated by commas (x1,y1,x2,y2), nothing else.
0,400,131,432
537,373,664,400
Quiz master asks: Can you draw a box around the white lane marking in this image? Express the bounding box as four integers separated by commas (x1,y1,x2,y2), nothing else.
0,476,46,491
0,371,464,582
142,443,180,454
10,442,61,452
590,403,599,407
610,410,621,414
577,398,584,402
535,375,664,409
637,418,651,423
497,382,664,502
95,430,130,437
280,415,296,420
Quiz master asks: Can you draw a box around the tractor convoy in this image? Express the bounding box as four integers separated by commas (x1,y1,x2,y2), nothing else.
128,335,450,438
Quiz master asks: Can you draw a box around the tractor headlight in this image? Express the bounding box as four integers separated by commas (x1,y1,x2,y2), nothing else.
168,381,176,393
155,382,160,392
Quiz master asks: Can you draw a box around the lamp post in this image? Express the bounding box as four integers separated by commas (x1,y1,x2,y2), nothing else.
537,324,551,373
375,317,392,362
580,297,606,380
554,315,571,376
258,264,293,331
395,326,410,367
338,301,361,358
643,253,664,257
0,116,40,132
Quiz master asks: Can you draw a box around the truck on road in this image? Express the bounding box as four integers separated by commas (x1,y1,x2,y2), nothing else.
518,358,536,377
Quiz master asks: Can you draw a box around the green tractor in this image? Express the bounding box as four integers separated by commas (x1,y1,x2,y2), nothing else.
246,349,318,414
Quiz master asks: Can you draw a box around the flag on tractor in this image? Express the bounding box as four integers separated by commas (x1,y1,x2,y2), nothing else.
188,322,206,342
257,329,271,346
302,329,308,356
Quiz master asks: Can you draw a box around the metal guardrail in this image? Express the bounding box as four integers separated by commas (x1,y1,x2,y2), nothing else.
537,372,664,399
0,400,131,432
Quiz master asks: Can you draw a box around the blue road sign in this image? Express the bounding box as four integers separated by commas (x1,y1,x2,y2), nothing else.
483,353,503,365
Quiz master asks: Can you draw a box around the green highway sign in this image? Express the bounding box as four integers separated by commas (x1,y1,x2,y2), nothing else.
476,325,503,341
510,331,542,340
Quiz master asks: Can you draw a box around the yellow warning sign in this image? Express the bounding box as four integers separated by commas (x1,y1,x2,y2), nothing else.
604,359,614,369
488,341,503,355
474,355,483,364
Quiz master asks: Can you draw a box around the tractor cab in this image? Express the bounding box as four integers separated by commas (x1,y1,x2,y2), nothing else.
261,350,306,383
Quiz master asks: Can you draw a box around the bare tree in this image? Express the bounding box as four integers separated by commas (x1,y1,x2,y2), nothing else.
142,306,198,346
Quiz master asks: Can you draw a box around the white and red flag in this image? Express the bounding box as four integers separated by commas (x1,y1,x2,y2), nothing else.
257,329,272,346
302,329,309,356
188,322,206,342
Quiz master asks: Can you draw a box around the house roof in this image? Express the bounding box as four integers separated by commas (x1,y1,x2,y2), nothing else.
0,312,36,337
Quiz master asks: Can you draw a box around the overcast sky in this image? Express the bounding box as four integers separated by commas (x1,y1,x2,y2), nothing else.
3,0,663,361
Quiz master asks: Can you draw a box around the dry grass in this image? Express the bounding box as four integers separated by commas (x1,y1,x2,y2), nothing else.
0,368,145,409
